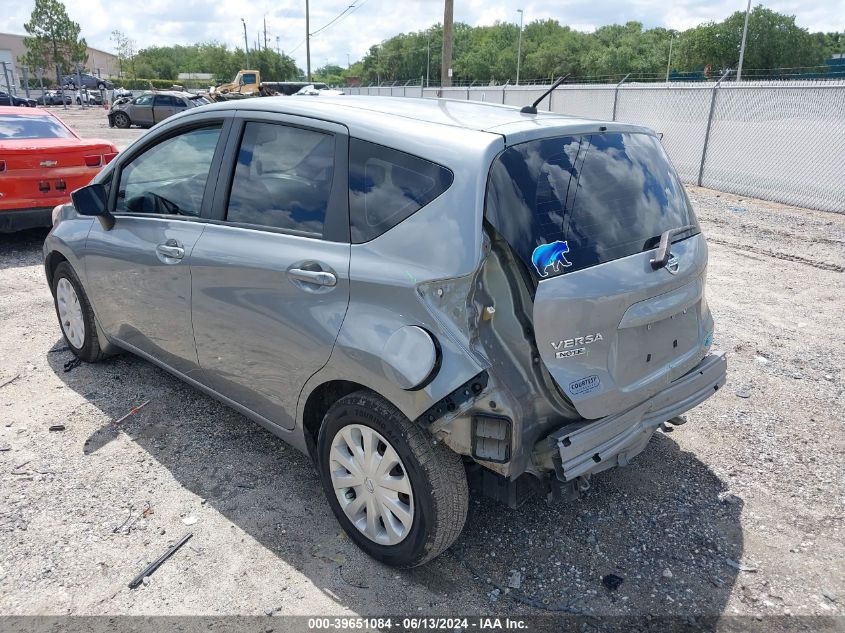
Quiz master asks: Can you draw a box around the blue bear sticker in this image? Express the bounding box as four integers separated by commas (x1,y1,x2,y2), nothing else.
703,330,714,348
531,241,572,277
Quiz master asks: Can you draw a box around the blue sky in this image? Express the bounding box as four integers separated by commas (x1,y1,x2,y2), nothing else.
2,0,842,73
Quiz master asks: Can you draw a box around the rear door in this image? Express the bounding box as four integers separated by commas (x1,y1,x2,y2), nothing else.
486,132,712,420
153,95,179,123
190,113,350,430
83,115,232,376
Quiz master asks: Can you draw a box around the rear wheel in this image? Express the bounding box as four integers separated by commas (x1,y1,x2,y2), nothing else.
97,82,106,90
113,111,130,128
52,262,104,363
317,391,468,567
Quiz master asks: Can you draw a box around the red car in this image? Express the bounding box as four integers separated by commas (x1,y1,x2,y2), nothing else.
0,106,117,232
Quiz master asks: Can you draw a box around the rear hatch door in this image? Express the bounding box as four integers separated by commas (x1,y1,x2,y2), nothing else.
486,131,713,419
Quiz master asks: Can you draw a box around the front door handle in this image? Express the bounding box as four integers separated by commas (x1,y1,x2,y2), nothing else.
156,239,184,260
288,268,337,287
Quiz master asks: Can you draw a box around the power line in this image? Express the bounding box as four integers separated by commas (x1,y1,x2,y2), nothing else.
287,0,370,59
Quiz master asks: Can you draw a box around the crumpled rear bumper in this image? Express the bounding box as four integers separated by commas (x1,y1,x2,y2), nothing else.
539,351,727,482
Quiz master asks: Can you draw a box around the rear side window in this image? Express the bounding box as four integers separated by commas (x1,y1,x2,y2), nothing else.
349,139,453,243
226,121,335,236
486,132,698,279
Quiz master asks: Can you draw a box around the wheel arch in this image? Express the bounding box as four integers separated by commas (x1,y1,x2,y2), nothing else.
300,379,379,461
45,250,69,289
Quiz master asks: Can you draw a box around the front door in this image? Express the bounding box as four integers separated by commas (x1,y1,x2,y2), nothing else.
129,94,154,127
191,116,350,429
84,121,229,377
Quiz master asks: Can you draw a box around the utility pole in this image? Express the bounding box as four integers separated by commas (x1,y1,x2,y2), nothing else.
441,0,454,87
242,18,249,68
306,0,312,81
426,30,431,87
264,15,268,51
277,36,280,56
665,32,674,83
516,9,524,85
347,53,351,69
737,0,752,81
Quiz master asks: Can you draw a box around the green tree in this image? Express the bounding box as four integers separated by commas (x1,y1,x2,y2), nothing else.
111,30,137,82
22,0,87,84
675,5,824,77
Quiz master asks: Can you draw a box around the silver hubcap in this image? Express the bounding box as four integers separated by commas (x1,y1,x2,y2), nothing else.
329,424,414,546
56,277,85,349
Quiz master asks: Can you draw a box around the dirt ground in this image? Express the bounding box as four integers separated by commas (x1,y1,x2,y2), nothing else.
0,107,843,627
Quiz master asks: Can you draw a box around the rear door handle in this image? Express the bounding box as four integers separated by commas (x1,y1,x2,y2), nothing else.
288,268,337,287
156,239,184,260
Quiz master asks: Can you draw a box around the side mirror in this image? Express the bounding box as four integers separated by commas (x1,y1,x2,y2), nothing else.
71,183,115,230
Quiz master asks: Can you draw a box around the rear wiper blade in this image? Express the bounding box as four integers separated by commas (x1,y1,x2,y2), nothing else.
650,225,697,270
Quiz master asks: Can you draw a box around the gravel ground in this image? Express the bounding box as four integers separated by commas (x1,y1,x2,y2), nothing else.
0,109,843,626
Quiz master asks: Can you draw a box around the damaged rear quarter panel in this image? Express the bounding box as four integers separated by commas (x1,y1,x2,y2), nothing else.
296,128,504,428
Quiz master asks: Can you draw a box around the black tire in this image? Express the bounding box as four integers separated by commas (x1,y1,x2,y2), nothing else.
113,111,130,129
97,82,105,90
51,261,104,363
317,391,468,567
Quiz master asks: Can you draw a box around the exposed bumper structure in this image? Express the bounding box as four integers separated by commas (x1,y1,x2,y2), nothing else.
537,351,727,481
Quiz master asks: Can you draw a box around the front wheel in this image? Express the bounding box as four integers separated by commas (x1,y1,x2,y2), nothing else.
52,262,104,363
317,391,469,567
112,111,130,128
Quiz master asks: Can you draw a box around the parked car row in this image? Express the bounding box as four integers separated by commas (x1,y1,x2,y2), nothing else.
0,91,37,107
108,91,211,128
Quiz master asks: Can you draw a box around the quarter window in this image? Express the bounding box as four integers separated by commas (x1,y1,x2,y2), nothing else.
116,125,222,216
348,139,453,243
226,121,335,236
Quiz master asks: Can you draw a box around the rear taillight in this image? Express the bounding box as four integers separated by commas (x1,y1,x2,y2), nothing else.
0,160,5,172
103,152,118,164
84,155,102,167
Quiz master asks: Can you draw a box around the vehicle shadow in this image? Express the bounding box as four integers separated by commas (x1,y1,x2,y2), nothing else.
46,344,742,619
0,228,49,270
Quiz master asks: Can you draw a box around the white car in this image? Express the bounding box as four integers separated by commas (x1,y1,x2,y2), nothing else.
293,84,345,96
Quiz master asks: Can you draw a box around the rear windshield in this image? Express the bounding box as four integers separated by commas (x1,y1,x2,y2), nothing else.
0,114,74,139
485,132,698,280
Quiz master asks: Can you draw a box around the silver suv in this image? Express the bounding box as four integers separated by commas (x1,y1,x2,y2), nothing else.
44,96,727,567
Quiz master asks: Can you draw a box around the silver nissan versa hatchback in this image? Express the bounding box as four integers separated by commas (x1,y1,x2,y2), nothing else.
44,94,727,567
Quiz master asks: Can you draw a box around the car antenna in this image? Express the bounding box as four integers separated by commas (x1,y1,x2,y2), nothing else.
520,74,570,114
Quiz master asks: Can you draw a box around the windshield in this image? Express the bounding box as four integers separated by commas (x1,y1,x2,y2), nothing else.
0,114,74,139
485,132,698,280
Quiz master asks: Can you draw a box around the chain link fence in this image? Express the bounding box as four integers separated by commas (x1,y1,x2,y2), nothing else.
345,80,845,214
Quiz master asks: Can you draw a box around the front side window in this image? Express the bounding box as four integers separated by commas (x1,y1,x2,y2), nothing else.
486,132,699,279
116,125,222,216
133,95,153,106
226,121,335,235
348,139,453,243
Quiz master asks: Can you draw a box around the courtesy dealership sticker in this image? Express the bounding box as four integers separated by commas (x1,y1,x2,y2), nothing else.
569,375,601,395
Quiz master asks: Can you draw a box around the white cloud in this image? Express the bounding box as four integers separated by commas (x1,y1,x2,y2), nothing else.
1,0,842,72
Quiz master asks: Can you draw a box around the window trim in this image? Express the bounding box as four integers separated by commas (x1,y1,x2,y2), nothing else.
108,115,234,222
210,112,350,243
